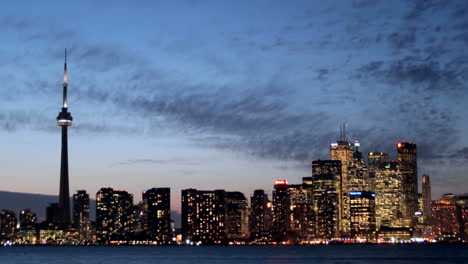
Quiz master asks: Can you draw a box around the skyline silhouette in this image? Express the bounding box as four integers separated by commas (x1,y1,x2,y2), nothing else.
0,1,467,215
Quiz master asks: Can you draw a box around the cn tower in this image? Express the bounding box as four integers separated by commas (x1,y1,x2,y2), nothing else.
56,49,73,224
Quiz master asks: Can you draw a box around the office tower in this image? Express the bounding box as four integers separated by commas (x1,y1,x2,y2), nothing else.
0,210,17,241
349,191,376,240
330,131,354,235
348,141,368,192
272,180,290,241
421,175,431,225
396,142,417,226
19,209,37,228
142,188,171,243
312,160,341,239
289,183,313,241
56,50,73,225
181,189,226,244
46,203,60,225
368,152,389,192
374,161,405,228
225,192,249,241
73,190,91,242
96,188,134,244
431,196,462,241
250,190,271,242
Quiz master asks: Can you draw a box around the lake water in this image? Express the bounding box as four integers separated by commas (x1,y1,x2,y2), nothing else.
1,244,467,264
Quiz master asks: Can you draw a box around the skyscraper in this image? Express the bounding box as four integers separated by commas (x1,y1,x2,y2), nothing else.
56,49,73,225
348,141,368,192
250,189,271,242
272,180,290,241
96,188,134,244
73,190,91,242
288,183,313,241
181,189,226,244
142,188,171,243
374,160,405,228
431,197,462,241
368,152,389,192
396,142,417,226
312,160,342,239
225,192,250,241
422,175,431,225
330,135,354,235
349,191,376,240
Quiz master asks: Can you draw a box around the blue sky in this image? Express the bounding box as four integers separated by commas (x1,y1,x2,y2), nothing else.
1,0,467,212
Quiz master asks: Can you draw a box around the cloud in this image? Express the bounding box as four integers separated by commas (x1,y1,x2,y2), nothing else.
117,159,200,166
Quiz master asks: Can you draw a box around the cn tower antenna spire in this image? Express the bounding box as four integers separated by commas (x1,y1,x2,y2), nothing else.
63,48,68,108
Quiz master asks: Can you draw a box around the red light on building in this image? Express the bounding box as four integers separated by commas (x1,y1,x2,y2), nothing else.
397,143,402,148
275,180,288,185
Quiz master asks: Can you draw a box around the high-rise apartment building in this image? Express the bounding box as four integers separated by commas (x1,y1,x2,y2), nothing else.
181,189,226,244
225,192,250,241
142,188,171,243
289,183,313,241
96,188,134,244
73,190,91,242
250,190,271,242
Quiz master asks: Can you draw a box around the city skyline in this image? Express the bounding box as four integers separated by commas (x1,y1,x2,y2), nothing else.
1,0,468,214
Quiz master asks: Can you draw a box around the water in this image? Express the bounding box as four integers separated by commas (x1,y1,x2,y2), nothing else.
1,244,467,264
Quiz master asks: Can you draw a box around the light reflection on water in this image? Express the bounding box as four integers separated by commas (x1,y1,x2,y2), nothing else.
0,244,467,264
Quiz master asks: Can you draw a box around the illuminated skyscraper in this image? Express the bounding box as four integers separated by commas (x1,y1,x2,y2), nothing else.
181,189,226,244
289,183,313,241
431,196,462,241
73,190,91,242
142,188,171,243
0,210,17,241
272,180,290,241
374,161,405,228
348,141,368,192
312,160,341,239
396,142,417,226
56,49,73,225
96,188,134,244
368,152,389,192
225,192,250,241
349,191,376,240
330,132,354,235
422,175,432,225
250,190,272,242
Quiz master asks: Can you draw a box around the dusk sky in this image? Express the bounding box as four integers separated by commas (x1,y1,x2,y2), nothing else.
1,0,467,213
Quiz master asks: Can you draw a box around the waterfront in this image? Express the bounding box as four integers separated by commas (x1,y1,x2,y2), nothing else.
1,244,467,264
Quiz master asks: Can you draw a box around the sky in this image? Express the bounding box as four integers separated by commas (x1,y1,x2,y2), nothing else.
0,0,467,213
